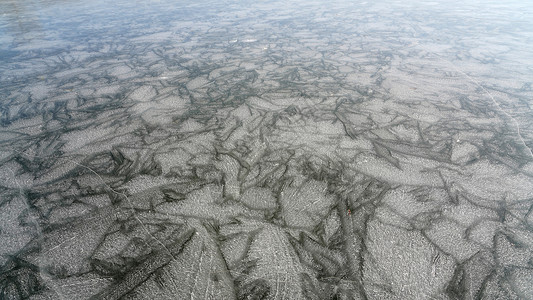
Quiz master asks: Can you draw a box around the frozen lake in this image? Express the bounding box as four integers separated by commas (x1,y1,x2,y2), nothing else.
1,0,533,299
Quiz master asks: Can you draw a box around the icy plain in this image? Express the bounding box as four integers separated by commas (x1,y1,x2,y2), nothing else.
1,0,533,299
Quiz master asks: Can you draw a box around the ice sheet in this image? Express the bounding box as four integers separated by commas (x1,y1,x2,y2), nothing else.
1,0,533,298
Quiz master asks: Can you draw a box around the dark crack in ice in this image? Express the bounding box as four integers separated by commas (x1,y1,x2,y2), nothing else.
1,0,533,299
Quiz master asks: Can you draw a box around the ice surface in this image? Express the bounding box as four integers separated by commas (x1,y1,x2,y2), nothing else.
1,0,533,298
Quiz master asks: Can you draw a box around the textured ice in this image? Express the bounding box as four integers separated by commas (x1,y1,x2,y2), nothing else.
280,180,334,228
240,187,277,210
129,85,157,102
1,0,533,299
365,221,455,299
